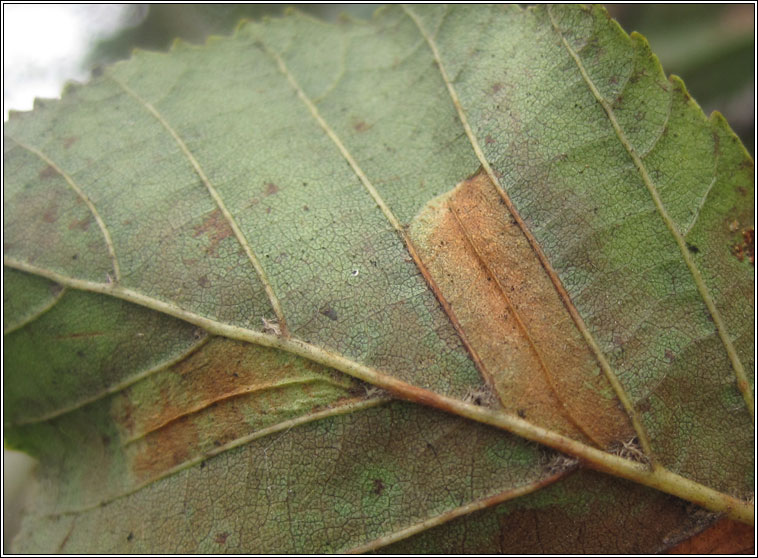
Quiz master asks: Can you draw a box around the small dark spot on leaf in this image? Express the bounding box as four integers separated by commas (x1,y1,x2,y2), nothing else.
372,478,385,496
491,82,503,93
303,205,309,211
71,254,78,260
102,435,111,446
213,440,221,447
353,120,370,132
68,216,92,231
39,165,57,180
91,65,104,78
517,409,526,418
200,461,206,469
197,275,209,288
686,242,699,254
664,348,675,363
126,532,134,542
485,135,495,144
264,182,279,196
320,305,338,321
76,350,86,358
215,532,229,544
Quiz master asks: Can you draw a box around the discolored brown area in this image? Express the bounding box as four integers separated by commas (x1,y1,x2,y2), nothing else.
192,208,234,256
666,518,755,554
113,339,362,481
496,472,706,554
408,169,634,447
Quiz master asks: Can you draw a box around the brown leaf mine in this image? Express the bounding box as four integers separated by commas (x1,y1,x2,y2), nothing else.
408,169,634,447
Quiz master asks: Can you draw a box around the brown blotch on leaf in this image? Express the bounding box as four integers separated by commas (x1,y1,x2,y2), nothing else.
353,120,370,133
264,182,279,196
372,478,385,496
731,227,754,265
38,165,57,180
407,169,635,447
119,338,352,482
193,209,234,257
63,136,78,149
215,532,229,544
43,206,58,223
68,216,92,231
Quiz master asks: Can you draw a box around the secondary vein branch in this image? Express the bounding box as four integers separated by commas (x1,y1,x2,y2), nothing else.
547,6,753,421
107,74,290,336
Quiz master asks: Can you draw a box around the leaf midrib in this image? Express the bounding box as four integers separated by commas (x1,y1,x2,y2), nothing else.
3,256,752,524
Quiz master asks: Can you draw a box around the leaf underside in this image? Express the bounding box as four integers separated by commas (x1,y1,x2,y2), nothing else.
3,4,753,553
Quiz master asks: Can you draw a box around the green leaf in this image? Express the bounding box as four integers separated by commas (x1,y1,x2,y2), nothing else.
4,4,753,553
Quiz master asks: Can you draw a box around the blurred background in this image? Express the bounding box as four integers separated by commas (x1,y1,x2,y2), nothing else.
2,3,755,552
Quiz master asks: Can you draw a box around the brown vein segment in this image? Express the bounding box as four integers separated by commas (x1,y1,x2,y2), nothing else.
107,75,290,336
7,136,121,281
547,6,754,421
258,41,500,396
5,256,752,525
409,171,635,448
402,5,655,458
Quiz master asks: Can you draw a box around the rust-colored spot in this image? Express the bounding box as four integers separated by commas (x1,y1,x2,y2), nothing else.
68,215,92,231
38,165,57,180
353,120,370,133
215,532,229,545
43,206,58,223
732,227,754,265
664,348,675,363
408,169,635,447
193,209,234,257
264,182,279,196
485,135,495,144
63,136,78,149
491,83,503,94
